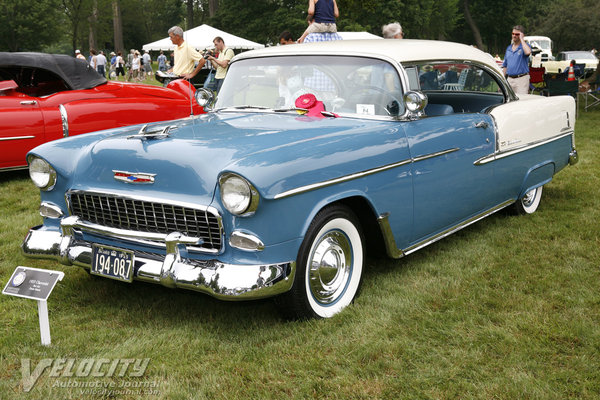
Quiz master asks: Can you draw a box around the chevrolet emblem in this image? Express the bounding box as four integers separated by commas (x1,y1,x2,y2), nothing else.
113,170,156,184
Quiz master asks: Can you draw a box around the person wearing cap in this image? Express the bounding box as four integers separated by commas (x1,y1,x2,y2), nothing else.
75,50,85,60
109,52,117,79
129,50,142,82
142,50,152,76
502,25,532,95
157,51,167,72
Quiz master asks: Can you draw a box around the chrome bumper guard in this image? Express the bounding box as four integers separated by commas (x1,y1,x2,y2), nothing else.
569,149,578,166
22,216,295,300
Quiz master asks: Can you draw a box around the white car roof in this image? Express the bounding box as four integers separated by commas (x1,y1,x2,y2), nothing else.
235,39,500,71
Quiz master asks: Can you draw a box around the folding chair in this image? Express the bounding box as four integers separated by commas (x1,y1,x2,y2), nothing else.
545,75,579,116
529,66,546,94
581,71,600,112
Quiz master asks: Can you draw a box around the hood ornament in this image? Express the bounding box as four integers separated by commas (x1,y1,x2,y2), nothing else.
113,170,156,184
127,124,176,140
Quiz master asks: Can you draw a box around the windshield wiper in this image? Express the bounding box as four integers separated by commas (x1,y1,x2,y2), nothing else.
213,105,270,112
232,105,270,110
272,107,308,113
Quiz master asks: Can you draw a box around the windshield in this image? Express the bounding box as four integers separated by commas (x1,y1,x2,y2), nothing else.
215,55,405,117
563,52,597,60
527,39,551,51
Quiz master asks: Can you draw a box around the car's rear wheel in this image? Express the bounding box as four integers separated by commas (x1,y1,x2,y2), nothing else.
276,204,364,319
514,186,543,214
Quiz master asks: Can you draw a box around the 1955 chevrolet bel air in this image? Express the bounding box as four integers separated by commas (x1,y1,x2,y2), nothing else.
22,40,578,319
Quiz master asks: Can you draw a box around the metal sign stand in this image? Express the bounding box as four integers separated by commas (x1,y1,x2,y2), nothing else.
38,300,51,346
3,266,64,346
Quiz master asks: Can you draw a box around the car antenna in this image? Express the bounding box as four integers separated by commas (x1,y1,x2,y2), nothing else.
182,23,195,118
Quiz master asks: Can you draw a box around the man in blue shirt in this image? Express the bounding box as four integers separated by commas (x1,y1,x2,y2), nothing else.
502,25,532,95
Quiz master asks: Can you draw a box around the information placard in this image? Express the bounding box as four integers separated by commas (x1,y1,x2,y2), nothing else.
3,266,64,301
3,266,64,346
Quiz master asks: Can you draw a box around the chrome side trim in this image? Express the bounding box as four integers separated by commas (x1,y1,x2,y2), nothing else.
0,165,28,172
403,199,514,255
22,225,296,300
474,131,574,165
59,104,69,137
412,148,459,162
274,148,459,200
0,136,35,141
274,158,412,199
377,199,514,258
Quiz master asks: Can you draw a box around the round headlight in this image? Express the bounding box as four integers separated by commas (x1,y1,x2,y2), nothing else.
28,156,57,191
219,173,259,216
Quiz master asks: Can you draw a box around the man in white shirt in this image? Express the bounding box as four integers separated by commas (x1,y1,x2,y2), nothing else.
96,51,107,78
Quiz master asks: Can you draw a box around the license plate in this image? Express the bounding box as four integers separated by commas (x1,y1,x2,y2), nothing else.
91,244,134,282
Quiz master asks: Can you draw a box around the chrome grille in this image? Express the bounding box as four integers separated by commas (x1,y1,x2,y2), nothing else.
68,192,222,251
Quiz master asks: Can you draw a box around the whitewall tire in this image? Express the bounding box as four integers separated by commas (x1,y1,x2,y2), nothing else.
277,205,364,319
514,186,543,214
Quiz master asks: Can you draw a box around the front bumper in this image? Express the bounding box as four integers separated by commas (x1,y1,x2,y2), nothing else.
22,217,296,301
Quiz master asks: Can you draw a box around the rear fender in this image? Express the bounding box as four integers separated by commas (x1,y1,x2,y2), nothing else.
519,161,555,198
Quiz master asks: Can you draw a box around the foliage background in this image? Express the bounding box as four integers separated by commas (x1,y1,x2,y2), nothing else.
1,0,599,56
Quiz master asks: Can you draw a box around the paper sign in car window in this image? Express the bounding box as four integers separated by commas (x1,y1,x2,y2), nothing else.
356,104,375,115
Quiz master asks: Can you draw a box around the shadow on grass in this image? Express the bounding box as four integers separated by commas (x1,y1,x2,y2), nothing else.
53,204,520,331
0,169,29,183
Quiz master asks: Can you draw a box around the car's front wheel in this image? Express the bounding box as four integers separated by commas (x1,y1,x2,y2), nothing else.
277,204,364,319
514,186,543,214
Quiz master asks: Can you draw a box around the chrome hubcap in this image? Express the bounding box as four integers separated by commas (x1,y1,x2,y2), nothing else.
308,230,352,305
522,188,536,207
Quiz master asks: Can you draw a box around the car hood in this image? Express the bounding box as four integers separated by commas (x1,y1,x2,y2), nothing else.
32,112,403,203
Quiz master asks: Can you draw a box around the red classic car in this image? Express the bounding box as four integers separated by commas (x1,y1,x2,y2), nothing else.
0,52,203,171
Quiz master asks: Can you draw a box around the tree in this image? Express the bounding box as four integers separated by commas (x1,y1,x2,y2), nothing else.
112,0,124,53
463,0,483,49
0,0,63,51
62,0,92,53
187,0,194,28
89,0,99,50
534,0,600,52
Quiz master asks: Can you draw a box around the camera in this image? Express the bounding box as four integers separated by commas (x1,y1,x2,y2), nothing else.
203,49,215,59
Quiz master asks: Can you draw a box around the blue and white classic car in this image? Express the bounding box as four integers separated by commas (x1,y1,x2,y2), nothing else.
22,40,578,319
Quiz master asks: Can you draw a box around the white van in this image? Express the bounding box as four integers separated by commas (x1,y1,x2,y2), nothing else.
524,36,553,62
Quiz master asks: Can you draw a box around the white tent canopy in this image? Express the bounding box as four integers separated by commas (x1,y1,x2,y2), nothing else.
142,24,265,52
337,32,382,40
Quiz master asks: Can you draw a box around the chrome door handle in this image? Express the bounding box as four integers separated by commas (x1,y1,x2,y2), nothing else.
20,100,37,105
475,121,489,129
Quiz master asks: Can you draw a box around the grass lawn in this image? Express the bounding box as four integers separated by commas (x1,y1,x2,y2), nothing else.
0,105,598,399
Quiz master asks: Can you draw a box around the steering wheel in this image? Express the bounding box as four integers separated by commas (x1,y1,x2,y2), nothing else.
354,85,402,116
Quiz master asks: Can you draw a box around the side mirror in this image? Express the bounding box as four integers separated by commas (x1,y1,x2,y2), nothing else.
194,88,215,110
403,90,427,118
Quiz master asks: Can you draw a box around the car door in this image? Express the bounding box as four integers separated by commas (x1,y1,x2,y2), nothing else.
400,62,504,245
0,94,45,169
403,113,496,243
